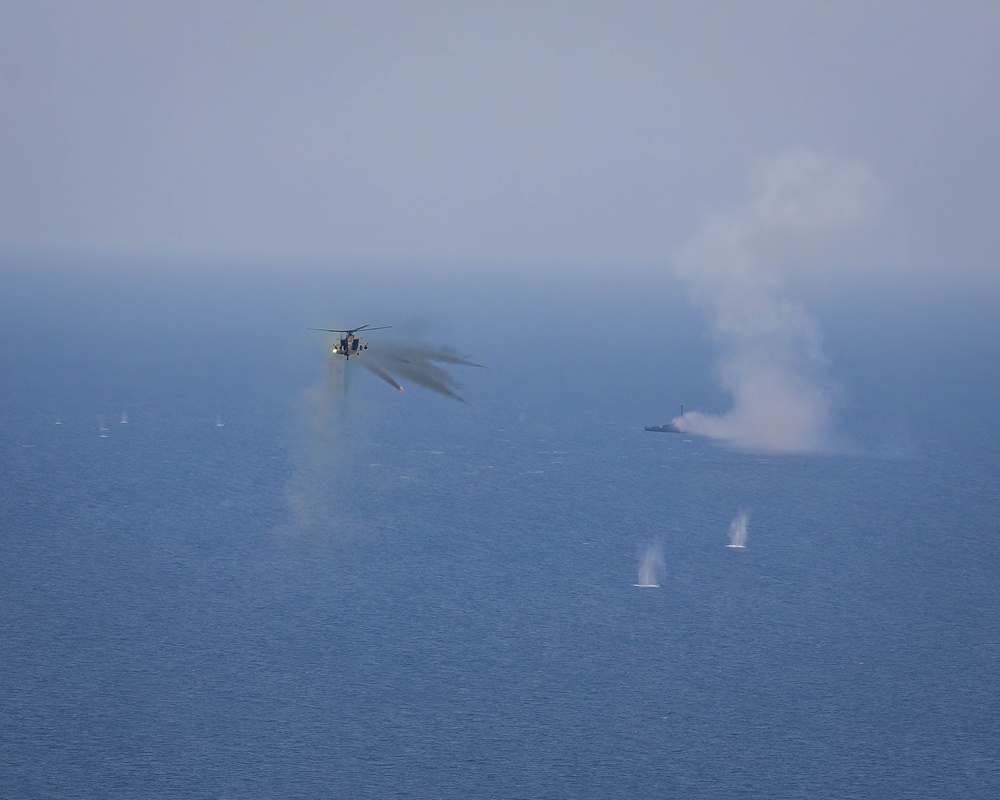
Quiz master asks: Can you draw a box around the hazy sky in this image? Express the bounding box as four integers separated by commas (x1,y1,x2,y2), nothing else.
2,1,998,281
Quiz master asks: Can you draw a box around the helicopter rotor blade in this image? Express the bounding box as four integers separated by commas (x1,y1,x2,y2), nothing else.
308,325,393,334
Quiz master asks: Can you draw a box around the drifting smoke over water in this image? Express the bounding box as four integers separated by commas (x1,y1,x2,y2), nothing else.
634,540,664,588
280,335,484,538
727,510,749,549
280,356,360,540
672,149,884,452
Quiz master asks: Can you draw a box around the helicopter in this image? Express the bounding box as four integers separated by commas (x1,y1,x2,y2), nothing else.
308,324,392,360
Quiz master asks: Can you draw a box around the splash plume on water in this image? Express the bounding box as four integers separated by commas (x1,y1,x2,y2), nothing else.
727,510,749,549
634,540,664,588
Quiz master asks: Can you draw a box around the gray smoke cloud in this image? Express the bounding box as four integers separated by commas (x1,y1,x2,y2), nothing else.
363,341,484,403
279,335,483,538
279,357,356,540
672,148,884,452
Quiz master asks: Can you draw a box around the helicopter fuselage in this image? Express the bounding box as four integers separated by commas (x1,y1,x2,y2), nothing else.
311,325,390,360
332,334,368,359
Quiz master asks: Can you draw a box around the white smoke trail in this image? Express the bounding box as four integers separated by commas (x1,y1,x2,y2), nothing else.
672,148,884,452
278,355,385,543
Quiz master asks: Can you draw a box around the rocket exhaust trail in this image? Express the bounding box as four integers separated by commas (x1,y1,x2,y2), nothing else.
363,341,480,402
378,343,486,369
390,359,467,403
361,362,404,392
311,330,481,401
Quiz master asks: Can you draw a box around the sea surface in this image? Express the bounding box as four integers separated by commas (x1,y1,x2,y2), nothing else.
2,265,999,798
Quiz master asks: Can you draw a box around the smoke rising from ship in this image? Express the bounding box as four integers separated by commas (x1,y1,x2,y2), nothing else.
671,148,884,452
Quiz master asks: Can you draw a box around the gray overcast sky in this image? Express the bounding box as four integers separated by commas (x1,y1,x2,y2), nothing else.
1,1,998,281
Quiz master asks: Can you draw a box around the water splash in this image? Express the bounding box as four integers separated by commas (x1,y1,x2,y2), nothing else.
727,510,749,549
634,540,664,588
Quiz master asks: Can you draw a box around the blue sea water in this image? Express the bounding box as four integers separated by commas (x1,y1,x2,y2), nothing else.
2,264,999,797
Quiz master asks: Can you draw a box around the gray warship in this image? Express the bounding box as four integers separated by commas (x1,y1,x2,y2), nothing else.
645,405,683,433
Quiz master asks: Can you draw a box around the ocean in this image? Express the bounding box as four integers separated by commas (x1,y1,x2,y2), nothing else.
2,263,999,798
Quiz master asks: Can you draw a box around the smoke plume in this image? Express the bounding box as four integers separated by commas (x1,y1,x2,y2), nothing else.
279,335,483,537
672,148,883,452
363,341,484,402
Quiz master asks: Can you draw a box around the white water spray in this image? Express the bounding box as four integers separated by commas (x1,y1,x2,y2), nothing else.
727,510,749,549
634,540,664,588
